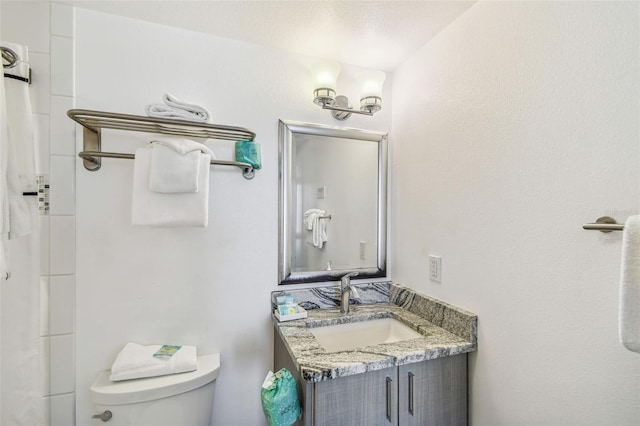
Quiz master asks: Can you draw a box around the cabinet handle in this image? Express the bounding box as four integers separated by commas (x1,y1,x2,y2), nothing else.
408,372,415,416
386,376,392,422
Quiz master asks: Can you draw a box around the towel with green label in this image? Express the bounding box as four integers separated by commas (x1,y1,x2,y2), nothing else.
110,343,197,381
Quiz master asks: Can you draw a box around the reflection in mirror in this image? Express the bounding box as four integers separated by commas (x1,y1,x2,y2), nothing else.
278,120,387,285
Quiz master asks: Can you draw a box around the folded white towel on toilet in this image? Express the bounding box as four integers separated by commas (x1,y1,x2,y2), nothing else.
110,343,197,381
145,93,210,123
149,137,215,194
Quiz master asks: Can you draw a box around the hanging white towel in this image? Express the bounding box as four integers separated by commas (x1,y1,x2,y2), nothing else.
304,208,328,249
619,215,640,353
0,41,44,426
149,138,215,193
110,343,197,381
145,93,210,123
2,42,36,194
131,147,210,227
1,41,36,278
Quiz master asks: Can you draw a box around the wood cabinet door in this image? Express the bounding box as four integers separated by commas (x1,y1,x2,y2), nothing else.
313,366,398,426
398,354,468,426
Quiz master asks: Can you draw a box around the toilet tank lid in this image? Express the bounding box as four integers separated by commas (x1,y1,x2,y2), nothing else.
90,353,220,405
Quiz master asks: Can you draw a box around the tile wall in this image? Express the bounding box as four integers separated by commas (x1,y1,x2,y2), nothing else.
2,2,77,424
47,3,76,423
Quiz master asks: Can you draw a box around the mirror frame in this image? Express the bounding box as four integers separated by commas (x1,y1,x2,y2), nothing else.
278,119,388,285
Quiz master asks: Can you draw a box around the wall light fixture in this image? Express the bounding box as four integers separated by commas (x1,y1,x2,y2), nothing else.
312,61,386,120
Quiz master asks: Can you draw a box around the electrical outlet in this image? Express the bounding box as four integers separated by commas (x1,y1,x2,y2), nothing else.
359,241,366,260
317,186,326,199
429,255,442,283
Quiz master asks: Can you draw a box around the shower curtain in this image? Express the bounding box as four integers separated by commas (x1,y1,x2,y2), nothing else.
0,41,45,425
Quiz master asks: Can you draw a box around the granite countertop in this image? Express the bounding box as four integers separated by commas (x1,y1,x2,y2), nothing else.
272,283,477,383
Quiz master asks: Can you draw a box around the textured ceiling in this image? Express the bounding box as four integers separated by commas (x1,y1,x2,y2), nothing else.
68,0,476,71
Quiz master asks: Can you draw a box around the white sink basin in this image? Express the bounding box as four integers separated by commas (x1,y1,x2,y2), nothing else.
310,318,423,353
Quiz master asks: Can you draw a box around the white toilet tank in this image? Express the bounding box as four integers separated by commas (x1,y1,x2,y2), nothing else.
90,353,220,426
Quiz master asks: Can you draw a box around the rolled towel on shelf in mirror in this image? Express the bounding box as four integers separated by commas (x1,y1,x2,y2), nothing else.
145,93,210,123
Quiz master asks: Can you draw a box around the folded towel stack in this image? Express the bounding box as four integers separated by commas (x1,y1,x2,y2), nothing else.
110,343,197,381
131,138,213,227
304,208,328,249
145,93,210,123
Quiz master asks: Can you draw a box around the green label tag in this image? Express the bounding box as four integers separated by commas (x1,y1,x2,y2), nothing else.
153,345,182,358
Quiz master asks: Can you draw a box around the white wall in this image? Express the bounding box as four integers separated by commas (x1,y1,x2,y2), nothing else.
391,2,639,425
74,9,391,425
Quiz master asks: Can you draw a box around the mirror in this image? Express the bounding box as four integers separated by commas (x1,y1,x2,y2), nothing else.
278,120,388,284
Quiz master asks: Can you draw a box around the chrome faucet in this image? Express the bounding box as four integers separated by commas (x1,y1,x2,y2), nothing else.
340,272,360,314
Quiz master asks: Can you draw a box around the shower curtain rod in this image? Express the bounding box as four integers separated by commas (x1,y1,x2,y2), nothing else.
1,46,31,84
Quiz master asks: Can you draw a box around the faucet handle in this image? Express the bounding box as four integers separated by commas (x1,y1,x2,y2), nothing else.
340,271,359,284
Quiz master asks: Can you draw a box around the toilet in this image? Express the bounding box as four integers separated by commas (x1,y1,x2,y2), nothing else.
90,353,220,425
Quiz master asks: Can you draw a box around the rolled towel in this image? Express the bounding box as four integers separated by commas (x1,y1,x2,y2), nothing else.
149,138,215,194
620,215,640,353
145,93,210,123
110,343,197,381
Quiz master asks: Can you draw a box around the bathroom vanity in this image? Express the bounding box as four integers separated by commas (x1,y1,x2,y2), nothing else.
272,283,477,425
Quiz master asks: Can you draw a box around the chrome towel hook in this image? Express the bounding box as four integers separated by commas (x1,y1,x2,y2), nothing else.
1,46,31,84
1,46,18,68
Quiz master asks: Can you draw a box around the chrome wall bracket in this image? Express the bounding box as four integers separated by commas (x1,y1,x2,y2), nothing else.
582,216,624,233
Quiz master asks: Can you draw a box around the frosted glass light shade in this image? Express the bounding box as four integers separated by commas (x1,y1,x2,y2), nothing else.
358,70,386,99
358,70,386,113
312,61,341,91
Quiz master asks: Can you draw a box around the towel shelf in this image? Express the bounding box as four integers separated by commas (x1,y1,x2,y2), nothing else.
68,109,257,179
583,216,624,233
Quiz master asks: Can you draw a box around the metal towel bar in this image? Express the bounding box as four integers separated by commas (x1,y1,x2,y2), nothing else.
68,109,257,179
583,216,624,233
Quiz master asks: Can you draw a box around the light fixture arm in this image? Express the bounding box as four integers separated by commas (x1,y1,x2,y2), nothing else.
320,102,373,116
317,95,377,121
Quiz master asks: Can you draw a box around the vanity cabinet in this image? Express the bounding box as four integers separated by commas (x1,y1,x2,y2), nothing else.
397,355,467,425
313,365,398,425
274,329,467,426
